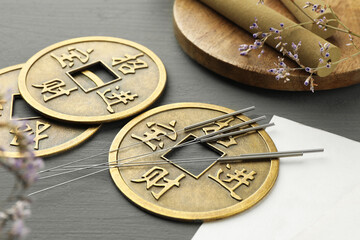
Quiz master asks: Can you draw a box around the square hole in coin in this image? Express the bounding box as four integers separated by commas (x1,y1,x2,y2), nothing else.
162,134,225,179
67,61,121,93
11,94,40,120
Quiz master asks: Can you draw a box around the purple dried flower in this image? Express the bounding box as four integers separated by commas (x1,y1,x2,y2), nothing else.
324,43,330,50
258,50,265,58
238,44,249,51
12,201,31,219
349,34,353,41
14,158,23,169
267,57,292,83
10,219,29,239
318,42,331,60
304,75,313,87
0,113,45,239
250,17,259,29
269,27,281,34
315,16,329,31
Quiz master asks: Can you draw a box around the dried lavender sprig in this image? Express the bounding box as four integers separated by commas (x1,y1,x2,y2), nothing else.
0,96,44,239
239,1,360,91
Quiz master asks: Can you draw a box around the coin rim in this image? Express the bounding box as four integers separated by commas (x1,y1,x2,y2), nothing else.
18,36,167,124
109,102,279,221
0,64,101,158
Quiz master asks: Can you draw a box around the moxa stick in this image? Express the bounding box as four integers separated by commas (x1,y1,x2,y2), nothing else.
199,0,341,77
280,0,339,39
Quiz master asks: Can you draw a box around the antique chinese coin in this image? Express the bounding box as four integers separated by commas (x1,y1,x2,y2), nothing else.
109,103,279,221
0,65,100,158
18,36,166,123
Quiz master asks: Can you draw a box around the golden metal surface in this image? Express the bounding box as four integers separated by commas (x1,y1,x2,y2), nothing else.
109,103,279,221
0,65,100,158
18,36,166,124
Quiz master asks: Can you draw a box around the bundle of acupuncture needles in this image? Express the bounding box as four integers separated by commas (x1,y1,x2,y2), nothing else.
30,105,323,197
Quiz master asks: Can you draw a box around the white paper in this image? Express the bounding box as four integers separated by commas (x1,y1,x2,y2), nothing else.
193,115,360,240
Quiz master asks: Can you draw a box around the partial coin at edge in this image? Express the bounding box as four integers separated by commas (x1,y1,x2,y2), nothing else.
0,64,100,158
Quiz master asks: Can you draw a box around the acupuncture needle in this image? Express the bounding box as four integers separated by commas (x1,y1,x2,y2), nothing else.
28,168,108,197
37,139,198,180
56,148,324,171
47,115,268,171
28,148,324,196
38,122,274,180
56,121,275,175
38,106,256,175
39,122,273,179
40,119,271,179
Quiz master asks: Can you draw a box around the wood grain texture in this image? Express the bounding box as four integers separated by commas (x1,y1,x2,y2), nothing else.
173,0,360,91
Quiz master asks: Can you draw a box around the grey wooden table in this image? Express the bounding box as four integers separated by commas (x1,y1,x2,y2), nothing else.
0,0,359,239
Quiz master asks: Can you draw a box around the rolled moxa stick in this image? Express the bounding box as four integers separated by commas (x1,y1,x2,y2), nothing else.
280,0,339,39
198,0,341,77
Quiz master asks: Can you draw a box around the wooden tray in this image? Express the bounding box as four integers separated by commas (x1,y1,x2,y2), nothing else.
173,0,360,91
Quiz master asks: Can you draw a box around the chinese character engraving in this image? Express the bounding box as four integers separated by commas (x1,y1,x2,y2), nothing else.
0,98,5,117
209,164,256,201
96,86,138,114
32,121,51,150
202,118,243,148
131,120,177,151
51,47,94,68
32,79,78,102
10,121,51,150
131,166,185,200
202,118,234,134
215,136,239,148
112,53,148,75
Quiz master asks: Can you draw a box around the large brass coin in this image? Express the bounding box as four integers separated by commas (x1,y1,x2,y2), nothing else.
109,103,279,221
18,36,166,124
0,65,100,158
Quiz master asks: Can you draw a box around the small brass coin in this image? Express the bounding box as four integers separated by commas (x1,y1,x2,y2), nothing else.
18,36,166,124
0,65,100,158
109,103,279,221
